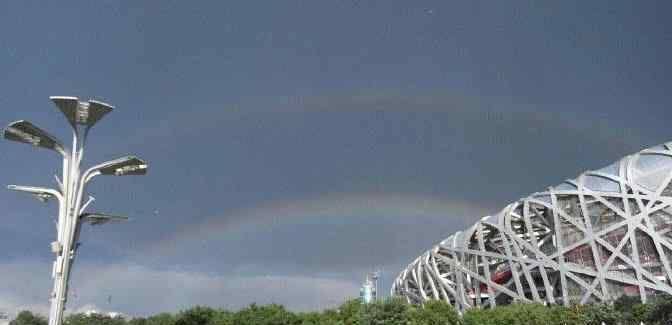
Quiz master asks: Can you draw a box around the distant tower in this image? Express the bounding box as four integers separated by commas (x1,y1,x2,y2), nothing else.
360,274,377,304
371,271,380,301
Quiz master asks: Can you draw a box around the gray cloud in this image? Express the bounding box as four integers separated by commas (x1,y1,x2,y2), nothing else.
0,260,53,317
2,1,671,317
0,259,360,318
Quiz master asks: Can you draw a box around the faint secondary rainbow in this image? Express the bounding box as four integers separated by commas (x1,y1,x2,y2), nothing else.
141,192,496,257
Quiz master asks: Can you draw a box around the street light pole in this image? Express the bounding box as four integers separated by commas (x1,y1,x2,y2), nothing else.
4,96,148,325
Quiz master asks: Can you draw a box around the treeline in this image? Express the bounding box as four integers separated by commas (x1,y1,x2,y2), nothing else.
9,294,672,325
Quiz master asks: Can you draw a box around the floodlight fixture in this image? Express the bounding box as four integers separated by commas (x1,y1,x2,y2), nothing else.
7,185,63,203
83,155,147,182
50,96,113,129
81,213,128,226
3,120,66,156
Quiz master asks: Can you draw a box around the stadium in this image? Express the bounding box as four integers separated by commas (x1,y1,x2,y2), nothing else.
392,142,672,312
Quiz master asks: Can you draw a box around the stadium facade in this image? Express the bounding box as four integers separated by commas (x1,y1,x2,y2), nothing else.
392,142,672,312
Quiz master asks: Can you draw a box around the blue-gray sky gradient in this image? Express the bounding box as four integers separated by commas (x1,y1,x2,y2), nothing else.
1,0,671,317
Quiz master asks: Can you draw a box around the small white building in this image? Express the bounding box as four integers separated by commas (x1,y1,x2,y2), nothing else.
83,309,126,319
0,311,9,325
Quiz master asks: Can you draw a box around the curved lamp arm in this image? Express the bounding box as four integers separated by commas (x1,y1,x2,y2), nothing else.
82,156,148,185
7,185,63,205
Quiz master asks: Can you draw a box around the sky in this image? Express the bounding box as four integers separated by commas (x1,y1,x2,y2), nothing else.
1,0,672,318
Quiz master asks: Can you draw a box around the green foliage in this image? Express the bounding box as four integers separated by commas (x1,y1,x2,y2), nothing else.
207,309,234,325
612,294,653,325
231,303,300,325
612,295,640,313
578,303,621,325
12,293,672,325
144,313,176,325
175,306,217,325
409,300,461,325
463,302,580,325
296,310,342,325
462,307,492,325
316,309,344,325
644,294,672,325
359,297,411,325
335,299,363,325
548,304,583,325
9,311,47,325
294,311,322,325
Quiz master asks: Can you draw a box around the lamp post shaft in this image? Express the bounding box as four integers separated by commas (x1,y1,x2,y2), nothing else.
48,132,83,325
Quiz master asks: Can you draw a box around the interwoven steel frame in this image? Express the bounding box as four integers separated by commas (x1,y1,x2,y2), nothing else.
392,142,672,312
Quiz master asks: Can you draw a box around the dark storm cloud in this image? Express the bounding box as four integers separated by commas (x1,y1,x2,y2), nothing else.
2,0,672,317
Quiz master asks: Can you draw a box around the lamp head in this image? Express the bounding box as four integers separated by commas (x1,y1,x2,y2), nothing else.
50,96,114,129
3,120,66,155
97,156,148,176
33,193,52,203
81,213,128,226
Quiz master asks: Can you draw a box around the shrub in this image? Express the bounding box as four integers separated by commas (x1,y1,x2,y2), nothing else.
9,311,47,325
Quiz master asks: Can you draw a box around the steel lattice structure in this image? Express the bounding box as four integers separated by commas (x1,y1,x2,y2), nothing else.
392,142,672,312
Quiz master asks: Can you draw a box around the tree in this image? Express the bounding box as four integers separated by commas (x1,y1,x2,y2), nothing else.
462,307,494,325
612,295,652,325
145,312,176,325
128,318,148,325
232,303,299,325
546,304,582,325
296,311,343,325
644,294,672,325
463,303,528,325
463,302,580,325
174,306,216,325
359,297,411,325
295,311,322,325
335,299,363,325
409,300,461,325
207,309,233,325
579,303,621,325
9,311,47,325
313,309,344,325
613,295,640,313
